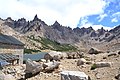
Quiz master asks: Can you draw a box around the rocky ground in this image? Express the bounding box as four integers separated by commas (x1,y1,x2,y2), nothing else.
0,50,120,80
26,51,120,80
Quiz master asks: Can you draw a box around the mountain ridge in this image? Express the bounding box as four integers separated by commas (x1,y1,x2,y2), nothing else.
0,15,120,52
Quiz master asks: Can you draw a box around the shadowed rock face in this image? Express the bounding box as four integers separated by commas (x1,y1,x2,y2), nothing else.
109,25,120,38
2,15,120,44
88,47,103,54
97,27,106,37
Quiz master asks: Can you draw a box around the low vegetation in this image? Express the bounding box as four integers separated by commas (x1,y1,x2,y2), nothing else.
91,64,97,70
27,35,78,52
24,48,41,54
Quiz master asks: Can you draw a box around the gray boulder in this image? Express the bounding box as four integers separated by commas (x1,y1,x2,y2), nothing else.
118,51,120,55
115,74,120,80
77,58,87,66
26,59,43,74
61,71,90,80
108,52,117,57
44,51,67,61
94,62,111,68
43,60,60,72
88,47,103,54
67,52,80,59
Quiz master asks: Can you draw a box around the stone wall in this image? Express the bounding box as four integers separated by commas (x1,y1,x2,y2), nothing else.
0,43,24,64
0,48,24,64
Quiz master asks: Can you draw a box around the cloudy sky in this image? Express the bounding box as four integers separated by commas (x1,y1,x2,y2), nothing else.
0,0,120,30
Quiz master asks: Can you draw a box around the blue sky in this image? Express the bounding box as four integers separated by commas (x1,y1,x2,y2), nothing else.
77,0,120,30
0,0,119,30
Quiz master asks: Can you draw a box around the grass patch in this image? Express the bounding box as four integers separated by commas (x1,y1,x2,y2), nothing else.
24,48,41,54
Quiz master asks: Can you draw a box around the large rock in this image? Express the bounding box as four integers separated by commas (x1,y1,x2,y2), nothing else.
108,52,117,57
77,58,87,66
44,51,67,61
115,74,120,80
88,47,103,54
61,71,90,80
94,62,111,68
67,52,80,59
26,59,43,74
77,52,84,58
43,60,60,72
118,51,120,55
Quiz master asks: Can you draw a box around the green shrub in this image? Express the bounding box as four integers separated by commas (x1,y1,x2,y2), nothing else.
91,64,97,70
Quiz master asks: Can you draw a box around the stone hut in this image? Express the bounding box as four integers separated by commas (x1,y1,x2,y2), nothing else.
0,34,24,65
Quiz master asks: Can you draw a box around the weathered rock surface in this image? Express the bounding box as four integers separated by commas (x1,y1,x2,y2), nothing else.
26,59,43,74
44,51,67,61
88,47,103,54
77,58,87,66
94,62,111,68
61,71,90,80
67,52,80,59
118,51,120,55
115,74,120,80
108,52,117,57
43,60,60,72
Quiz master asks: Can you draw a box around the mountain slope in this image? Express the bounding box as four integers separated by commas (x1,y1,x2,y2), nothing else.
0,15,120,52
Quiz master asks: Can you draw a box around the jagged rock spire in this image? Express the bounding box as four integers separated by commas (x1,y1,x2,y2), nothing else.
6,17,14,22
53,21,60,26
33,14,39,21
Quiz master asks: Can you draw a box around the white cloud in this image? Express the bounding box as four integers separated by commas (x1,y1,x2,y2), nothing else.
97,14,107,22
79,17,89,26
112,12,120,17
82,23,112,30
92,25,112,30
79,16,112,30
81,23,93,28
111,18,118,22
111,12,120,23
0,0,108,28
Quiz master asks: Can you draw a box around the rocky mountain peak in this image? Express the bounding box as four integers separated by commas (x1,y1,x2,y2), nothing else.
32,14,47,26
86,26,94,34
79,27,93,34
6,17,14,22
97,27,106,32
52,21,60,27
109,25,120,38
51,21,63,31
109,25,120,33
97,27,106,36
73,27,80,33
18,18,26,22
33,14,39,21
87,26,94,31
